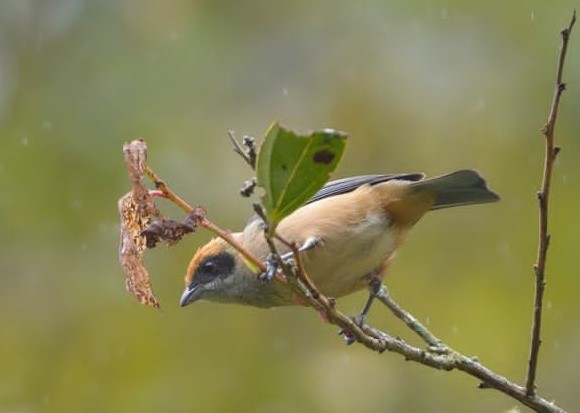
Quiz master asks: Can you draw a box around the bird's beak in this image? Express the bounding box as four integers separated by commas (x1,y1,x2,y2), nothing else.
179,285,203,307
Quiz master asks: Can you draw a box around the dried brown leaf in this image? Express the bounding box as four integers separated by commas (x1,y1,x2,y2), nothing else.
142,218,195,248
118,139,162,308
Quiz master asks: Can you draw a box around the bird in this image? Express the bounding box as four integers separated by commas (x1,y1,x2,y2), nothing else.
179,169,499,320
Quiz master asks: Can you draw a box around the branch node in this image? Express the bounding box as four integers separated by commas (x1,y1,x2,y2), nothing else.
240,178,257,197
252,203,269,233
557,82,567,93
227,129,257,169
526,384,538,397
561,28,570,41
185,206,207,228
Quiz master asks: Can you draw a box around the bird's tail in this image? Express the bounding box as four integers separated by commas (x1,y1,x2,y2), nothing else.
410,169,500,210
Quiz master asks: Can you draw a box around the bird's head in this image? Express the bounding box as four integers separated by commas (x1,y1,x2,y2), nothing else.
179,235,294,308
179,237,243,307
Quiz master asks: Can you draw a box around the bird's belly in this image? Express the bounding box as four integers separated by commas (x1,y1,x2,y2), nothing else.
301,216,396,298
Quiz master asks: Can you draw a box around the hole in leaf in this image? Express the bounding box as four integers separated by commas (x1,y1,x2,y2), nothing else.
313,150,335,164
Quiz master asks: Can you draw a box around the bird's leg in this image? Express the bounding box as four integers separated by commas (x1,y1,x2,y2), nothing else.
354,275,382,326
340,275,382,345
259,236,322,282
279,236,321,262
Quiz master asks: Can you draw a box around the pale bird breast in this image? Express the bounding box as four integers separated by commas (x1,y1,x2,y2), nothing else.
244,183,407,300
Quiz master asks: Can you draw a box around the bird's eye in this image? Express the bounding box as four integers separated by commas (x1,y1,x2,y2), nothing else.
195,253,235,282
201,260,218,274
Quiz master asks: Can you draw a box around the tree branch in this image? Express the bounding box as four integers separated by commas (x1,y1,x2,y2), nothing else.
247,205,568,413
375,286,445,350
136,154,571,413
525,9,576,397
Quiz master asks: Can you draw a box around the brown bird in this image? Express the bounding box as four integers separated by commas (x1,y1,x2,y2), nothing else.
179,169,499,320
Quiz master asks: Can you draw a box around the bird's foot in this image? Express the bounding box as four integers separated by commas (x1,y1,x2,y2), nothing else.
258,237,322,281
339,276,383,345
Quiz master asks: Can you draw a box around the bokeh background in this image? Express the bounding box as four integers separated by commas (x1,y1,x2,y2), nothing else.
1,1,579,412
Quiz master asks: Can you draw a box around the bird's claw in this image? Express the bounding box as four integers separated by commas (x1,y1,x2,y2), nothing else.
338,314,367,346
339,328,356,345
258,253,279,281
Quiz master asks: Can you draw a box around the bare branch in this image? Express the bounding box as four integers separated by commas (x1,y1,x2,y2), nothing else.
144,165,193,214
526,9,576,396
375,286,445,350
248,200,569,412
119,138,572,412
227,129,257,169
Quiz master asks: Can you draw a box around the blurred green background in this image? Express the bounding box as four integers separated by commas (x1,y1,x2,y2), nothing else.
1,1,579,412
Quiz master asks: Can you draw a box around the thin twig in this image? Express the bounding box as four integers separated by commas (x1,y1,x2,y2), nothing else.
526,10,576,397
143,165,271,277
286,246,566,412
249,211,568,412
145,166,193,214
227,130,257,169
197,215,271,275
273,233,323,300
375,286,445,350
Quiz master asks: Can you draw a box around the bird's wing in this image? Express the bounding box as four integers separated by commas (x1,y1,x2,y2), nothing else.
245,173,425,227
305,173,425,205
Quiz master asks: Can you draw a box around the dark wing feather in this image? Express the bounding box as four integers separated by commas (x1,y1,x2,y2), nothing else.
246,173,425,227
305,173,425,205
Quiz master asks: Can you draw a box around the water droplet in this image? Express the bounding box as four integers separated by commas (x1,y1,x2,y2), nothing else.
531,11,536,21
70,198,83,210
469,98,487,114
21,136,29,146
42,120,52,130
274,338,288,353
282,87,289,96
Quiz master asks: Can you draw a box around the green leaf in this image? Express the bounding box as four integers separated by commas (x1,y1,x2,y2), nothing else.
256,122,347,233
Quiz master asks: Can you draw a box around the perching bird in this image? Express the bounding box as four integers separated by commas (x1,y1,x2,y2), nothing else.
179,169,499,318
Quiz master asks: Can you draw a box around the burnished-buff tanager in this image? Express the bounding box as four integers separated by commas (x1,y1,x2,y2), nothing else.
179,170,499,316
